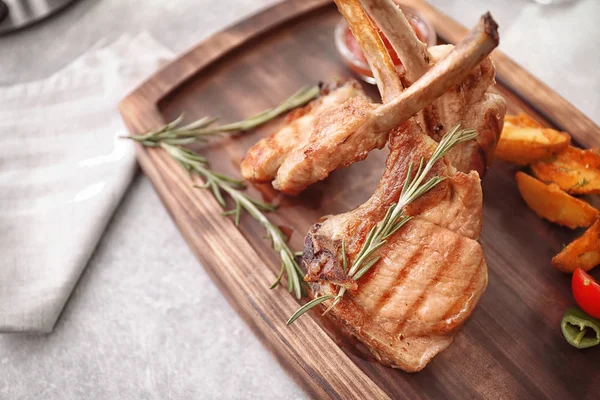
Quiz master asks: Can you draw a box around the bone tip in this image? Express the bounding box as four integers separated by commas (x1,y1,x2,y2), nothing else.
481,12,499,45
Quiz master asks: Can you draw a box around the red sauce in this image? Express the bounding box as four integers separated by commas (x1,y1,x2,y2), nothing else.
344,16,428,78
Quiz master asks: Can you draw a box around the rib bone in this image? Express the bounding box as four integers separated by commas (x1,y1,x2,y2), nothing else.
362,0,505,176
373,13,498,131
334,0,403,102
360,0,432,85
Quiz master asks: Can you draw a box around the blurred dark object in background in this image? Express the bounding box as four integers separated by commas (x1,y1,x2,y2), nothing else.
0,2,8,23
0,0,79,36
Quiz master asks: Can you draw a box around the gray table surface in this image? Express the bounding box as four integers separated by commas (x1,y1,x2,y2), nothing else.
1,0,598,399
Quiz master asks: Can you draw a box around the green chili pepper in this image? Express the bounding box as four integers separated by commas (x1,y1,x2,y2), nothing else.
561,307,600,349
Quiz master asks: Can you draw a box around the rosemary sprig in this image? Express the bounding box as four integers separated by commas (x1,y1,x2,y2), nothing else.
192,85,320,135
287,124,477,324
126,86,318,298
161,142,306,299
126,85,319,145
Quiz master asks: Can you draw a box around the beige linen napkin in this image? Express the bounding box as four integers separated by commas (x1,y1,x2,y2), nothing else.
0,33,173,333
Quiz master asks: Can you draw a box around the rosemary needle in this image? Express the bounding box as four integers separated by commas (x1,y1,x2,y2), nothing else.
190,85,320,135
287,124,477,325
287,295,336,325
126,85,319,145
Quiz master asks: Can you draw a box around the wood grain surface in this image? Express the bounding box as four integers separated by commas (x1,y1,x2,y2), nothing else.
119,0,600,398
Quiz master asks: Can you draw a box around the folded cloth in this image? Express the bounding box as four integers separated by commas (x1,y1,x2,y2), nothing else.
0,33,173,333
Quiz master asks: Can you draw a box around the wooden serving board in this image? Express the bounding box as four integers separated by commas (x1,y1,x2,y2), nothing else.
119,0,600,398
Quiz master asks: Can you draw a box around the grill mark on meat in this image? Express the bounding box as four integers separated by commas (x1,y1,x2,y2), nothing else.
366,244,427,325
393,237,465,336
353,221,433,301
439,265,482,324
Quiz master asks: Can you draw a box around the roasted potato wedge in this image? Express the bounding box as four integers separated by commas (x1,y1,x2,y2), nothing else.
505,113,543,128
495,123,571,165
516,172,599,228
553,219,600,273
531,146,600,195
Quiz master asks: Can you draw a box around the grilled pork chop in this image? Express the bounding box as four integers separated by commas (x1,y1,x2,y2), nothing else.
303,123,488,372
240,80,369,183
241,0,401,193
241,0,500,195
361,0,506,175
299,5,503,371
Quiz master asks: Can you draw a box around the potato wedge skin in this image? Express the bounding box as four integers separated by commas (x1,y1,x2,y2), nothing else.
531,146,600,195
553,219,600,273
495,124,571,165
516,172,599,229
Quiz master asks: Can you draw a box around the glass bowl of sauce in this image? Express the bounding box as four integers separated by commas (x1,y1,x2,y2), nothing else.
334,3,436,84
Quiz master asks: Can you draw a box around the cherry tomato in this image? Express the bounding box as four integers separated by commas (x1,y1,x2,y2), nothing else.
572,268,600,319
